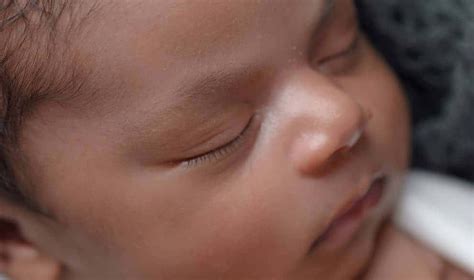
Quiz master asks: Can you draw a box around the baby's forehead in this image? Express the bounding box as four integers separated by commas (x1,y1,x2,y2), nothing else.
75,0,332,91
92,0,329,54
8,0,329,112
3,0,334,129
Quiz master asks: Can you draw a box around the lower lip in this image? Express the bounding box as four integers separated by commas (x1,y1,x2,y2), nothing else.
310,177,387,251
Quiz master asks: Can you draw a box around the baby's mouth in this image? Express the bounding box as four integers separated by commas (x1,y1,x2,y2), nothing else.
309,175,387,252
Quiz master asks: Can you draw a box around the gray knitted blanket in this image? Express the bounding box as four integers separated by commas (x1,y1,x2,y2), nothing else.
357,0,474,181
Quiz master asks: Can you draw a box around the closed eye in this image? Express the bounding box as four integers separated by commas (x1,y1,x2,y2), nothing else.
314,29,362,77
318,31,360,65
181,115,256,168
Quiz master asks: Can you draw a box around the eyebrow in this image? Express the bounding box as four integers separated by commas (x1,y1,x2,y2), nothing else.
172,66,260,108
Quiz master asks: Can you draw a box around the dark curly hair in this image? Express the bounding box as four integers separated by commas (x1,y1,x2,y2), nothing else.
0,0,99,214
0,0,59,212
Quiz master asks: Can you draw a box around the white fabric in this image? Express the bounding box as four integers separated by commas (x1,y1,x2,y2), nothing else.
394,170,474,274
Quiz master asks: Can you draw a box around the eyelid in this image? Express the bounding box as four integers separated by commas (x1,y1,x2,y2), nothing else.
180,115,257,168
315,31,361,75
318,31,360,65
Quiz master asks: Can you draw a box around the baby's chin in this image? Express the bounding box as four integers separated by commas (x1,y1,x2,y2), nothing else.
302,216,389,279
290,229,378,280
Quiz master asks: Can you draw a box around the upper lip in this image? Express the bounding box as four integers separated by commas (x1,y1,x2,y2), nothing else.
332,171,385,220
309,170,386,250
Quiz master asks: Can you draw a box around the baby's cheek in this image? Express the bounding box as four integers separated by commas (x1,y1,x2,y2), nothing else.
359,38,411,171
374,72,411,171
173,187,304,278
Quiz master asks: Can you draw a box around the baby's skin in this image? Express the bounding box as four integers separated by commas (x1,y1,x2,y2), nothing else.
3,224,473,279
0,0,471,279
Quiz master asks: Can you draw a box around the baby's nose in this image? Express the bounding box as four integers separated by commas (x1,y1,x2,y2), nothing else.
287,73,372,176
292,105,371,175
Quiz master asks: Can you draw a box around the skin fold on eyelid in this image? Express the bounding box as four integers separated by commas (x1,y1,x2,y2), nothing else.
318,30,360,65
317,30,362,75
127,102,255,166
180,114,257,168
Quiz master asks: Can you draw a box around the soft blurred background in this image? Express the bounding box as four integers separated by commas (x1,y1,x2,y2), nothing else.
357,0,474,182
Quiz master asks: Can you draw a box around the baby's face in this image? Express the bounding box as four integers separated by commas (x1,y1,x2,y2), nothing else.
20,0,409,278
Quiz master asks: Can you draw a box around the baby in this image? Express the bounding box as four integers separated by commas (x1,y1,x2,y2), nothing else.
0,0,470,279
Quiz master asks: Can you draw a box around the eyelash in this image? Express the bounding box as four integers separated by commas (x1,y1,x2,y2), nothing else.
329,33,359,61
181,115,256,168
316,30,361,73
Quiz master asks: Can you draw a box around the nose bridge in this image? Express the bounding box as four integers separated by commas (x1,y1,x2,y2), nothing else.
282,70,371,175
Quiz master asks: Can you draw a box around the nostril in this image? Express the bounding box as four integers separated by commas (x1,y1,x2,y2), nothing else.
314,144,353,176
329,146,351,166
